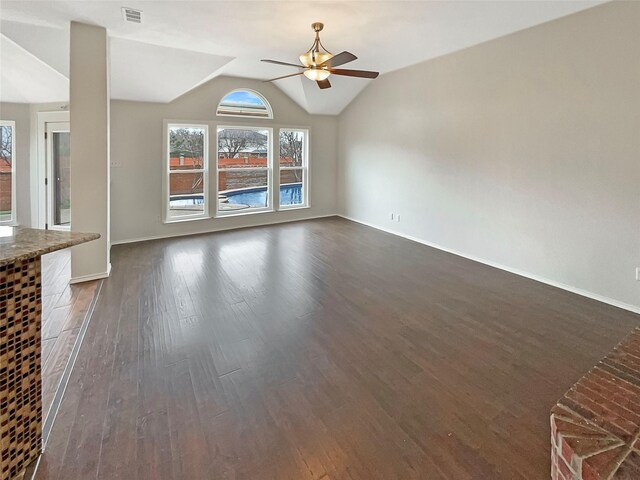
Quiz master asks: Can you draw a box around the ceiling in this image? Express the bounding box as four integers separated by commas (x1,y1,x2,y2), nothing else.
0,1,606,114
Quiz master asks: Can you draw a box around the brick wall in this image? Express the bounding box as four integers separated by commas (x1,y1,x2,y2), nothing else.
170,172,203,196
169,158,302,196
550,327,640,480
218,170,266,192
0,172,12,213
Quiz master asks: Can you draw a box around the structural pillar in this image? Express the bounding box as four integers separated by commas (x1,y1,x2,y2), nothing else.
69,22,111,282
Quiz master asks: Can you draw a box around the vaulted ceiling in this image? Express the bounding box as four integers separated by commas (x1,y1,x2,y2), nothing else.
0,1,605,114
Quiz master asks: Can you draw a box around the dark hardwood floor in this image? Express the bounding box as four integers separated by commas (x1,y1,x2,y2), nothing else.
41,250,100,421
34,217,638,479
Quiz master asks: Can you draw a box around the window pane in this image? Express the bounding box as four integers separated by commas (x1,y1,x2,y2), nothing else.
280,169,303,206
169,172,204,218
279,130,304,167
217,90,272,118
0,125,13,222
52,132,71,226
169,127,205,170
218,128,268,168
219,170,268,212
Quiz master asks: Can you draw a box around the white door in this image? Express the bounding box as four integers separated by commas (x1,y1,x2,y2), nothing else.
45,122,71,230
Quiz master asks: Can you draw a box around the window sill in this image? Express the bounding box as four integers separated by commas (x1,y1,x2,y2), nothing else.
162,205,311,223
215,208,274,219
163,215,211,225
48,225,71,232
278,204,310,211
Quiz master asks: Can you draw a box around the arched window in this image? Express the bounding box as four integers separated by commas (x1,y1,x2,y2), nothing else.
216,89,273,119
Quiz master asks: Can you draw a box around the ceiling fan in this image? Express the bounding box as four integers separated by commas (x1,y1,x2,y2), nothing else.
262,22,379,90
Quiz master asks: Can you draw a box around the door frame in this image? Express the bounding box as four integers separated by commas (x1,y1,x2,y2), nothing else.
36,111,69,229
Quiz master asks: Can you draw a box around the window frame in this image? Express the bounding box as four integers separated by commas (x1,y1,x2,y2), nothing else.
0,120,16,226
164,122,210,224
215,125,274,217
278,128,309,210
216,89,274,120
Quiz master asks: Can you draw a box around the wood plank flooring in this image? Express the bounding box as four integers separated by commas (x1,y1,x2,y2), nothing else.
33,217,639,479
41,250,100,420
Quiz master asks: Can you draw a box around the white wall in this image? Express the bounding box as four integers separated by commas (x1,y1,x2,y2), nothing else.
0,102,31,225
110,75,338,244
338,1,640,311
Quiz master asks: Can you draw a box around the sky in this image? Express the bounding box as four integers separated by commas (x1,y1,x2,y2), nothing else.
222,90,266,107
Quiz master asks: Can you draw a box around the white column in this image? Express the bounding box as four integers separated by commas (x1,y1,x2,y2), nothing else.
69,21,111,282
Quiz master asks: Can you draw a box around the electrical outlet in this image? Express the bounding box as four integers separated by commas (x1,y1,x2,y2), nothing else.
390,213,394,220
110,160,122,168
396,214,401,222
636,267,640,281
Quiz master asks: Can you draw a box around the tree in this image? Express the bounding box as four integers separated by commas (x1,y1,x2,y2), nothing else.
0,126,12,167
218,129,267,159
279,131,303,166
169,127,204,192
279,131,303,181
169,128,203,168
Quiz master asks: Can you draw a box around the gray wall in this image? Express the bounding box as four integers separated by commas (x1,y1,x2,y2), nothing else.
338,1,640,310
0,102,31,226
110,76,338,243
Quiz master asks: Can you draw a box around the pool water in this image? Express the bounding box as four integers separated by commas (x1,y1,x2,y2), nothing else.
227,184,302,207
169,184,303,209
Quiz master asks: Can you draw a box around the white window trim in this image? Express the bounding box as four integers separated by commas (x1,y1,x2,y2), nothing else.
278,128,309,210
36,110,69,229
0,120,17,226
163,122,210,223
215,125,274,217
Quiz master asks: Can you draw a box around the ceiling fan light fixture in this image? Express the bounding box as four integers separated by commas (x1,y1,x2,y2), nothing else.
299,51,333,67
303,68,331,81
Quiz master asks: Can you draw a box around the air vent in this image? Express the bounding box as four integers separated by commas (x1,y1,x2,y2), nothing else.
122,7,142,23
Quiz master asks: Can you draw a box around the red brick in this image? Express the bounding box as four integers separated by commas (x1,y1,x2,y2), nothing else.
557,453,573,478
550,328,640,480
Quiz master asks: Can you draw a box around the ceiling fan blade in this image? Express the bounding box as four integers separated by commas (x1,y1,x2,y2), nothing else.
330,68,379,79
261,59,305,68
263,71,304,82
319,51,357,68
317,79,331,89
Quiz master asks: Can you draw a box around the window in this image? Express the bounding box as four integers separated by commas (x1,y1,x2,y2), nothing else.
279,129,308,208
0,121,16,224
217,127,272,214
166,124,208,222
217,90,273,119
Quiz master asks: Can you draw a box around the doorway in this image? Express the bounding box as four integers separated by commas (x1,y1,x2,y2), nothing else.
44,121,71,230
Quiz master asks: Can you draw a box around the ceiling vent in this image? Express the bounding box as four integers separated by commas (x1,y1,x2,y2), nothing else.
122,7,142,24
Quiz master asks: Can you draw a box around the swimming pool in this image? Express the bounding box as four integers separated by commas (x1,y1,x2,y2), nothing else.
226,183,302,207
169,183,303,209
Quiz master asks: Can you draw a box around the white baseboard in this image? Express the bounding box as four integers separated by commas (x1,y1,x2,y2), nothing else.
339,215,640,315
70,262,111,284
111,213,338,246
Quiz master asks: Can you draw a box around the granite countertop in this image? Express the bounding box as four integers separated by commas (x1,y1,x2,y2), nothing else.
0,226,100,267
